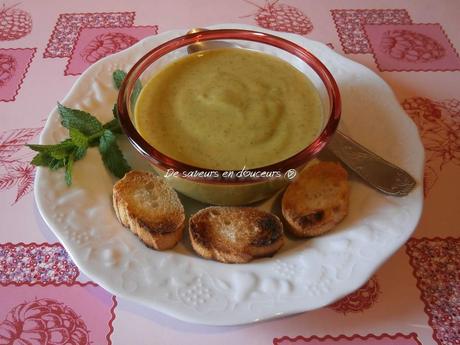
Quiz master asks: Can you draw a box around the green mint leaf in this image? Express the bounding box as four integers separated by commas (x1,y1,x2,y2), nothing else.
30,151,65,171
29,139,76,160
112,70,142,111
112,103,119,119
31,152,54,167
28,144,52,153
69,128,89,147
113,70,127,90
73,146,87,160
103,118,123,134
27,139,74,153
49,142,76,160
49,150,68,160
65,155,74,186
131,79,142,108
58,103,103,136
99,130,131,178
29,139,77,183
49,158,65,170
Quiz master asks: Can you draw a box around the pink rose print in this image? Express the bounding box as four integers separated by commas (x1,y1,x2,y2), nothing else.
402,97,460,195
380,30,445,62
0,53,16,86
328,276,380,314
80,32,139,63
0,3,32,41
244,0,313,35
0,298,90,345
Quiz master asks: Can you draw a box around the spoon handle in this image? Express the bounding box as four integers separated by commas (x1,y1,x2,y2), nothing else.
327,131,416,196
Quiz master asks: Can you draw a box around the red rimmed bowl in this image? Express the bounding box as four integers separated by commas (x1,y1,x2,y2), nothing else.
117,29,341,205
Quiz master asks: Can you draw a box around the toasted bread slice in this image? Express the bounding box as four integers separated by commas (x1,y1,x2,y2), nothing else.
189,207,284,263
113,170,185,250
282,161,349,237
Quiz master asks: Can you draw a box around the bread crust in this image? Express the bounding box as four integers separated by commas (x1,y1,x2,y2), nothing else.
189,207,284,263
282,161,349,237
113,170,185,250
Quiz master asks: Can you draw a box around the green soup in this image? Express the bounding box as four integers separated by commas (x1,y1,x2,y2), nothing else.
134,48,323,170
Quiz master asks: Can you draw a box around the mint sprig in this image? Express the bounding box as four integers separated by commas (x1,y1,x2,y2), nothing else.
99,130,131,178
28,70,139,185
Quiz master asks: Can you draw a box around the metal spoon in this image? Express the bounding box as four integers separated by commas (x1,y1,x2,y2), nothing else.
185,28,416,196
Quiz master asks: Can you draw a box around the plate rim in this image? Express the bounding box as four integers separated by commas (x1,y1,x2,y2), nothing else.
34,23,424,326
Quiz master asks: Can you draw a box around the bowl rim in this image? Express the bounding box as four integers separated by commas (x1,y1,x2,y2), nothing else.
117,28,341,184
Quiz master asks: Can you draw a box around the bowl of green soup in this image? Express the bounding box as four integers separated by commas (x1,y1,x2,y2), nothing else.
117,29,341,205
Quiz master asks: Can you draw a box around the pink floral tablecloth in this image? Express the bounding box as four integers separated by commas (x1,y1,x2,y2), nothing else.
1,1,459,344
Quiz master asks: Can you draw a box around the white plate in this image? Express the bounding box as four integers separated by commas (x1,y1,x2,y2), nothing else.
35,24,424,326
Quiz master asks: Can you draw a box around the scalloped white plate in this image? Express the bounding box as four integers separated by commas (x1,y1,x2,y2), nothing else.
35,24,424,325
